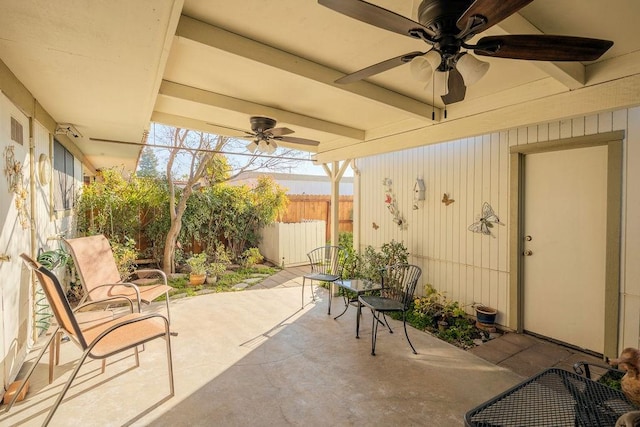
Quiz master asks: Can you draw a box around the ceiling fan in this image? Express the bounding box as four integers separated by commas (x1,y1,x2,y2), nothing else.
319,0,614,105
207,116,320,154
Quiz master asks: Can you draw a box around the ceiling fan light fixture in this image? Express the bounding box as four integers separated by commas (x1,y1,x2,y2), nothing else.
246,141,258,153
257,140,269,153
456,53,490,86
269,141,278,153
432,70,449,96
409,50,440,82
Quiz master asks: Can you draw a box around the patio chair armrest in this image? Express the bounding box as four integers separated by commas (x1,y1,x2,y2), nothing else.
130,268,168,285
86,282,142,304
573,361,624,379
74,296,135,314
89,312,170,355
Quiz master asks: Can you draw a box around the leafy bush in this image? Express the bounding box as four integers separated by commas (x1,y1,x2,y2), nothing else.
111,237,139,278
406,284,480,348
240,247,264,268
182,176,288,261
355,240,409,281
75,168,168,252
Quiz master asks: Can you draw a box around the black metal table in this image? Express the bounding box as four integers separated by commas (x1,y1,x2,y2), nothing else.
465,367,637,426
331,279,382,337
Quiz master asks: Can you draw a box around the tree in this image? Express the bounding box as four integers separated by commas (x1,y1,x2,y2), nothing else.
156,124,306,273
137,147,160,178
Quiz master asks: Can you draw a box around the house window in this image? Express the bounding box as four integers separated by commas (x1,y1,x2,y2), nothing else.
53,139,75,211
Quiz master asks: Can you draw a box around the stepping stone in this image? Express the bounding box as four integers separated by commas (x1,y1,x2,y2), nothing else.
244,277,263,284
232,282,250,290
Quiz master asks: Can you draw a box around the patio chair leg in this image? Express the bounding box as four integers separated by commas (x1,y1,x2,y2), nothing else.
164,321,175,396
403,313,417,354
382,313,393,334
49,337,55,384
355,301,361,338
371,309,379,356
5,327,59,412
134,346,140,367
43,349,93,427
301,277,305,308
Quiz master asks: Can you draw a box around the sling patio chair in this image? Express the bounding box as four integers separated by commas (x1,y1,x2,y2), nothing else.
358,263,422,356
11,254,174,426
63,235,173,324
302,245,347,311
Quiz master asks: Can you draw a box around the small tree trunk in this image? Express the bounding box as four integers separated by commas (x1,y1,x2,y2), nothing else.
163,225,180,274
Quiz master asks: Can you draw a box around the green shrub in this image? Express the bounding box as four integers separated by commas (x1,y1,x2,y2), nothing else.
240,247,264,268
111,237,139,278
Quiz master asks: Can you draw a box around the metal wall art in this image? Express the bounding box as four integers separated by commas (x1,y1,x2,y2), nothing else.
3,146,29,229
468,202,503,237
383,178,406,229
442,193,455,206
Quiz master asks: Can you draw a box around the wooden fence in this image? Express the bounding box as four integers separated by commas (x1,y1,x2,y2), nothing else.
280,195,353,241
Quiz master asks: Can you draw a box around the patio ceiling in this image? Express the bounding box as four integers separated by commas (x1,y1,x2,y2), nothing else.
1,0,639,172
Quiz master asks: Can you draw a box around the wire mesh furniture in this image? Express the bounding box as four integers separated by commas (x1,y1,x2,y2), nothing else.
464,367,638,426
357,263,422,356
302,245,346,311
332,279,383,337
64,235,173,324
12,254,174,426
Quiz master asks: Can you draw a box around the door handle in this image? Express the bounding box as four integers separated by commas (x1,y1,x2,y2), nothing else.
523,250,533,256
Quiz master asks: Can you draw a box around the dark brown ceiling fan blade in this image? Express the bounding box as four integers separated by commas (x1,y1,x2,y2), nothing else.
318,0,435,39
336,51,426,84
205,122,252,138
441,68,466,105
457,0,534,36
474,35,614,61
268,127,295,137
276,136,320,147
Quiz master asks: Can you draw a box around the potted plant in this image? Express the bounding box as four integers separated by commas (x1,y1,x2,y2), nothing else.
206,262,226,284
186,253,208,285
475,305,498,326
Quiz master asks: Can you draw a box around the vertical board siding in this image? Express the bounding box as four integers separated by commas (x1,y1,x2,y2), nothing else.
259,221,325,267
358,107,640,345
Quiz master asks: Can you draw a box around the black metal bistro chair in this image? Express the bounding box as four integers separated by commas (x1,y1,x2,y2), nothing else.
302,246,346,310
358,263,422,356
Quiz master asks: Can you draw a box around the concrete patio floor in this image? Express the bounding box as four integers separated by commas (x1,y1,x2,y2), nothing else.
0,267,599,426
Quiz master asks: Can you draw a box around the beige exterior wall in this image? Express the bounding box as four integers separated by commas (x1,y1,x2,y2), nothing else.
0,89,83,396
356,108,640,353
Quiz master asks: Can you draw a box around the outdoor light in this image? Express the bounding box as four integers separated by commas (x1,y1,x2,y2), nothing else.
456,52,490,86
246,139,277,154
409,50,441,83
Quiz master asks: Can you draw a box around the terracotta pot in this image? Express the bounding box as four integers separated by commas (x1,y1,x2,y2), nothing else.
189,273,206,286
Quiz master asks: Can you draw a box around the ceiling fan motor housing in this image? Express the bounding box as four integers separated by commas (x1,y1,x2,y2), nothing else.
418,0,474,70
417,0,473,36
250,116,277,132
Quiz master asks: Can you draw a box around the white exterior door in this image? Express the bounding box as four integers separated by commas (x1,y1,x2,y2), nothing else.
523,145,608,353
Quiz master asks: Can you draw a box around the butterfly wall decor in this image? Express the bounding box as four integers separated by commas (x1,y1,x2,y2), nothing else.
442,193,455,206
468,202,504,237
